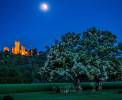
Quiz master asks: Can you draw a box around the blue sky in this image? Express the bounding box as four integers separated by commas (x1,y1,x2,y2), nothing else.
0,0,122,51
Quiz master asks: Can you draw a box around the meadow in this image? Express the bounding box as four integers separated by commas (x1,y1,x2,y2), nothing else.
0,82,122,100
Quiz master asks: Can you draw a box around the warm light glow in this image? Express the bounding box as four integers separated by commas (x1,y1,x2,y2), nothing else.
4,47,9,52
12,41,30,56
39,3,49,12
14,41,20,54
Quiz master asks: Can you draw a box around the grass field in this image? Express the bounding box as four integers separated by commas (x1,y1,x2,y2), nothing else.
0,90,122,100
0,82,122,100
1,82,122,94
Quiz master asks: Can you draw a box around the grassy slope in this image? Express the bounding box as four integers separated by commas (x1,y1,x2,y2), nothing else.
0,91,122,100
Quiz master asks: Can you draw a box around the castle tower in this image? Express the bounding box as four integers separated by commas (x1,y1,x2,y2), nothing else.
12,41,21,55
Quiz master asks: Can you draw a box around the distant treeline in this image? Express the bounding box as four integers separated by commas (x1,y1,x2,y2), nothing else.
0,52,47,83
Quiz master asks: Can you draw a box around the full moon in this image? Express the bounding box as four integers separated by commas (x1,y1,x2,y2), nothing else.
39,3,49,12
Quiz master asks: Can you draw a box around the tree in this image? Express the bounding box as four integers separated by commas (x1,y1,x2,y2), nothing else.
81,27,122,80
31,48,37,56
39,27,122,82
39,32,82,82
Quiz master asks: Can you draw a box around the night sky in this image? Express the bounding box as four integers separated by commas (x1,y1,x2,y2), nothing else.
0,0,122,51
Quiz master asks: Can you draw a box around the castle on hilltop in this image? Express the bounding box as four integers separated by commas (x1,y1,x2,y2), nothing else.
12,41,30,56
4,41,32,56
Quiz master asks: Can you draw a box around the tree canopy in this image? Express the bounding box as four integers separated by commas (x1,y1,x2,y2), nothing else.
39,27,122,82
